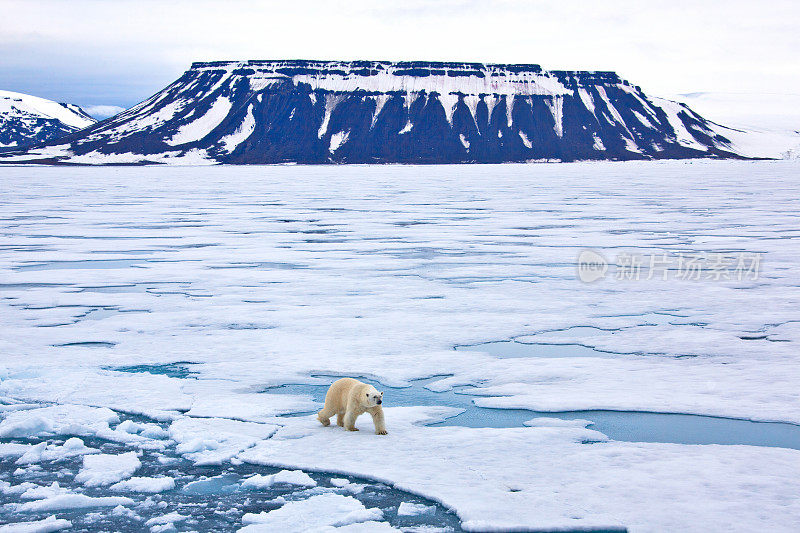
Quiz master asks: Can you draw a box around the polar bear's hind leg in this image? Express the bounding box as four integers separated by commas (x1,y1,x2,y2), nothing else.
343,410,359,431
317,406,336,427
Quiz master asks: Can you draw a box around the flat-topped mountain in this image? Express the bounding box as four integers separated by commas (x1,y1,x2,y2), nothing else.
2,60,746,164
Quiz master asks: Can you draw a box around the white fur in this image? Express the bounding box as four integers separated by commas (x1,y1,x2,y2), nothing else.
317,378,387,435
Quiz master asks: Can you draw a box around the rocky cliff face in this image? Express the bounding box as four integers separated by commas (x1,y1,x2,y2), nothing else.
2,60,742,164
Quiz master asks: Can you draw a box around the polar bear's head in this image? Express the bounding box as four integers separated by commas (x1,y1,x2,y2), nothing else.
363,385,384,407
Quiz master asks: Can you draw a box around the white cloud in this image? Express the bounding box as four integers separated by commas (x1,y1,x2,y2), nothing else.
1,0,798,105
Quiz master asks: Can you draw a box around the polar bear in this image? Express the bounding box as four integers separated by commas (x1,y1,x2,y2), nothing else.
317,378,387,435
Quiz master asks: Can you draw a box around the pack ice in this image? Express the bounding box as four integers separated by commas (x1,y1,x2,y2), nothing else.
1,161,799,532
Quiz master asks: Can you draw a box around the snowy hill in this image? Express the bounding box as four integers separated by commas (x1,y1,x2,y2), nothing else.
673,92,800,159
0,90,96,148
0,60,749,164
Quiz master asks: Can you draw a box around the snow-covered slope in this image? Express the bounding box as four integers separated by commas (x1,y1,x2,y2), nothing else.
673,92,800,159
1,60,742,164
0,90,96,148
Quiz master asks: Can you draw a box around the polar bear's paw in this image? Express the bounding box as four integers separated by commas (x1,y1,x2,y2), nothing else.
376,429,388,435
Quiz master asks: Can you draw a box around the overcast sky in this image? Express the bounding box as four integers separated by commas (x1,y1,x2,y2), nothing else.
3,0,798,116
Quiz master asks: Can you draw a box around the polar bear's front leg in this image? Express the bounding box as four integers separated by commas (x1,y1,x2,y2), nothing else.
369,406,388,435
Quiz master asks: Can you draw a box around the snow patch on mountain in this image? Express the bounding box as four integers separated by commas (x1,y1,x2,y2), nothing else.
652,97,712,151
329,130,350,153
220,103,256,152
166,97,232,146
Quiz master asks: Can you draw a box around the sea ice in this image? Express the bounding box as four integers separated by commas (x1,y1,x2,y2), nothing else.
2,162,800,531
397,502,437,516
329,478,366,494
241,470,316,489
143,512,188,526
75,452,141,486
15,438,98,464
0,515,71,533
12,494,134,512
0,405,118,439
240,493,384,532
109,476,175,493
169,417,278,465
17,482,70,500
